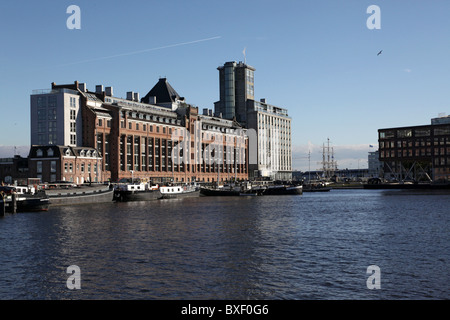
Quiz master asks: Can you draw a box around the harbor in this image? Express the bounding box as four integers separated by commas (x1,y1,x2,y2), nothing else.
1,188,448,300
1,1,450,305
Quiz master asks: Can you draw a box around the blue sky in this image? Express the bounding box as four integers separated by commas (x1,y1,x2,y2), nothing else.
1,0,450,171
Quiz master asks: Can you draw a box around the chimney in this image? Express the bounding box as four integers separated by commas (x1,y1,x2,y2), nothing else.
127,91,134,101
105,86,113,96
134,92,139,102
79,83,87,92
203,108,208,116
96,85,104,93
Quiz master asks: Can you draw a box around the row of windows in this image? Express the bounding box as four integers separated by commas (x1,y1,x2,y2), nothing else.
37,133,58,145
37,108,57,120
380,147,450,158
37,96,57,108
119,136,247,173
380,126,450,139
98,118,111,128
36,160,99,174
64,162,98,173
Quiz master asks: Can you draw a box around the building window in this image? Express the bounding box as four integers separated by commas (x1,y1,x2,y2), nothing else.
49,121,57,133
70,97,77,108
48,108,57,120
38,109,46,120
38,122,46,133
48,133,57,145
98,119,103,127
50,161,56,173
37,96,46,107
37,161,42,174
48,96,57,107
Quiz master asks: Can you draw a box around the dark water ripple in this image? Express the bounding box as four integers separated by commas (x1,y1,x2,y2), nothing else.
0,189,448,299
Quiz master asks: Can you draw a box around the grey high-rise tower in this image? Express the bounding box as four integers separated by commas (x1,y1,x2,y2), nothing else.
214,61,292,181
214,61,255,124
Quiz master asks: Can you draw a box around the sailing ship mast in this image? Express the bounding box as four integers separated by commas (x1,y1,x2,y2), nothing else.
321,138,337,180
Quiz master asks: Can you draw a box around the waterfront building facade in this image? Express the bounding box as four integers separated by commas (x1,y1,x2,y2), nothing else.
214,61,292,181
246,99,292,181
378,117,450,182
28,145,102,184
29,79,249,184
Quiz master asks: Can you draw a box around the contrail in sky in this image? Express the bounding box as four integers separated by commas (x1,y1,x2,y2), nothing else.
54,36,222,67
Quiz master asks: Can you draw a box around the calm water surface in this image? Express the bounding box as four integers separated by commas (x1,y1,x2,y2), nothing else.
0,189,448,299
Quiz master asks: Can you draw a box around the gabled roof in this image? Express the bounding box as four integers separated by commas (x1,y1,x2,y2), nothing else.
28,146,101,158
141,78,184,104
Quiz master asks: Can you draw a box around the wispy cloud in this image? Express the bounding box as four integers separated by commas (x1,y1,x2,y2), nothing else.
53,36,222,67
404,68,412,73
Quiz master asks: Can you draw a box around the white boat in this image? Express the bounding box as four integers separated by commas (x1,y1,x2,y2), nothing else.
159,183,200,199
0,185,50,212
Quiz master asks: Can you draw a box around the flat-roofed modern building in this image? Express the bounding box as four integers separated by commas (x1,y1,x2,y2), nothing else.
30,82,83,147
214,61,292,181
246,99,292,181
378,117,450,182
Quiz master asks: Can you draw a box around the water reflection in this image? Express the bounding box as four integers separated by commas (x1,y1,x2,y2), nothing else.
0,190,448,299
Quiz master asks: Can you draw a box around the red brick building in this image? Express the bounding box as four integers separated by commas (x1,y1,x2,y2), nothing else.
28,145,105,184
29,79,249,184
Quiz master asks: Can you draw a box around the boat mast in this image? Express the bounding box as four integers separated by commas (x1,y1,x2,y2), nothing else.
308,150,311,183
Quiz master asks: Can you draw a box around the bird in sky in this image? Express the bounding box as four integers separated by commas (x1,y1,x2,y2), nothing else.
377,50,383,56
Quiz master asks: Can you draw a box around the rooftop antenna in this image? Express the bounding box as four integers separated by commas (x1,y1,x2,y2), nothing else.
243,47,247,64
